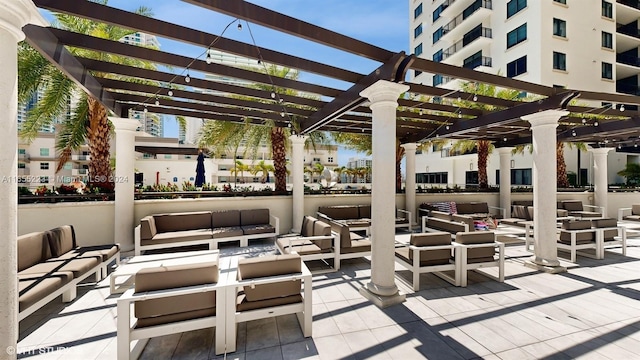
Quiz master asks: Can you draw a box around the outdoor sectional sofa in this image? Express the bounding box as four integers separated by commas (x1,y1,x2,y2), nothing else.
421,210,475,235
18,225,120,321
276,216,338,272
317,204,411,232
135,209,279,255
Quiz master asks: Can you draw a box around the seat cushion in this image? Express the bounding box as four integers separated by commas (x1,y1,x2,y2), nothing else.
19,276,69,312
455,232,496,260
624,215,640,221
408,232,452,263
358,205,371,219
241,224,275,235
300,216,317,237
455,203,474,215
319,206,359,220
471,202,489,214
211,227,243,239
17,231,51,272
562,220,592,230
592,218,617,228
276,238,323,255
341,238,371,254
237,294,302,311
633,204,640,216
238,254,301,302
47,225,77,257
136,307,216,328
212,210,240,228
142,229,213,245
570,211,601,218
55,244,120,262
44,257,101,277
559,231,594,243
154,212,212,233
240,209,270,226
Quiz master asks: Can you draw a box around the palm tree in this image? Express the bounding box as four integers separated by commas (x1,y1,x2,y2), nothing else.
18,1,155,191
250,160,274,183
618,162,640,185
199,64,328,192
230,160,249,183
333,166,347,183
312,163,325,182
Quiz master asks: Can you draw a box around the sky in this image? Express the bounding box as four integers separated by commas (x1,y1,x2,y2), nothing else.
42,0,409,165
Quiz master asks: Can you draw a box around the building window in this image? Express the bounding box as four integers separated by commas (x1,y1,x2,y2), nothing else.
553,18,566,37
507,23,527,48
414,24,423,38
414,43,423,56
433,27,444,44
40,176,49,184
185,155,192,159
496,169,532,185
433,74,444,86
507,0,527,18
553,52,566,70
63,162,72,170
433,4,446,22
414,3,423,18
143,153,153,159
164,155,172,159
602,62,613,79
415,70,422,77
433,49,443,62
602,0,612,18
40,148,49,156
40,162,49,170
416,172,448,184
601,31,613,48
18,148,26,155
328,157,334,163
18,163,25,169
554,0,566,4
463,51,483,69
507,56,527,77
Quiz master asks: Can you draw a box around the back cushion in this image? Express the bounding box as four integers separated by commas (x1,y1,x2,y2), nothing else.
319,206,359,220
17,231,50,271
240,209,270,226
527,206,535,221
430,211,453,221
452,214,474,232
456,203,474,215
238,254,301,301
140,216,157,240
471,203,489,214
455,231,495,259
330,221,352,248
312,221,332,250
358,205,371,219
592,218,617,228
633,204,640,215
562,220,591,230
301,216,317,237
47,225,77,257
410,232,451,262
212,210,240,228
562,201,584,211
155,212,212,232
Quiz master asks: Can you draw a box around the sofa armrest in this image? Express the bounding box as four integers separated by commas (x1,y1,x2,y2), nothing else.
618,207,632,221
316,212,332,223
118,282,221,306
134,225,141,256
270,214,280,235
488,206,506,219
285,235,334,248
397,209,412,228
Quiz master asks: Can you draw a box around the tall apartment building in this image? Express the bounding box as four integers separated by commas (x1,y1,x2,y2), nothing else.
410,0,640,102
17,90,65,133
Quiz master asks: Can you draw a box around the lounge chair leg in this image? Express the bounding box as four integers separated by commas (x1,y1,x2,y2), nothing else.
62,286,76,302
413,271,420,292
117,300,130,360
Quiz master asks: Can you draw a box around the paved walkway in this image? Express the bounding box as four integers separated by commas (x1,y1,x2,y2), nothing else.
17,238,640,359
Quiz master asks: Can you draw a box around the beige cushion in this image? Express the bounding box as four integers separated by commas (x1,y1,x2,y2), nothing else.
559,220,594,243
408,232,451,264
238,254,301,302
330,221,352,249
154,212,212,233
212,210,240,228
47,225,76,257
358,205,371,219
318,206,359,220
455,232,496,261
17,231,50,272
592,218,617,228
301,216,317,237
275,238,323,255
471,203,489,214
19,276,69,312
312,221,332,250
426,218,466,233
633,204,640,216
211,227,243,239
527,207,535,221
22,257,100,277
55,244,119,262
237,294,302,311
562,201,584,211
452,214,475,232
562,220,592,230
557,209,569,217
240,209,270,226
456,203,474,214
144,229,213,245
140,216,156,240
241,224,275,235
340,238,371,254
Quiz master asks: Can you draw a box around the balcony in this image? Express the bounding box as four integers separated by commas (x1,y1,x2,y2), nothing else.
618,0,640,11
441,0,492,42
439,0,475,19
463,55,492,69
71,154,90,161
617,82,640,95
617,53,640,67
72,168,88,176
442,27,492,64
617,23,640,40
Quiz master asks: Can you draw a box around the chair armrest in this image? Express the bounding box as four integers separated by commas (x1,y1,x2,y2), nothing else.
117,282,221,306
316,212,332,223
286,235,334,248
583,205,604,214
408,244,455,251
270,214,280,234
488,206,506,219
618,208,632,221
397,209,412,228
227,261,313,291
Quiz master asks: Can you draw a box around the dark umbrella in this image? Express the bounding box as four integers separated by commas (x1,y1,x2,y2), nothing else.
195,151,206,187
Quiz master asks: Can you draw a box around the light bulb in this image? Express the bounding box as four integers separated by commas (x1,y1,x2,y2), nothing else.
185,74,191,83
155,98,160,106
618,144,622,149
503,137,507,142
457,96,461,102
287,123,291,128
458,112,462,118
635,143,638,148
279,98,284,104
572,131,576,137
582,118,586,124
419,109,423,115
280,112,285,117
206,53,212,64
168,90,173,96
237,23,242,31
271,92,276,99
621,104,625,112
594,121,599,126
143,107,148,113
473,95,478,101
445,125,450,130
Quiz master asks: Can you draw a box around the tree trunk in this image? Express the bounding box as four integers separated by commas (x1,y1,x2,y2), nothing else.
477,140,490,189
271,127,287,191
557,142,570,188
87,97,114,192
396,142,405,192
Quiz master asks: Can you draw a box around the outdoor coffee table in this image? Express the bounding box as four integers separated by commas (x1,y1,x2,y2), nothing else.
109,250,219,294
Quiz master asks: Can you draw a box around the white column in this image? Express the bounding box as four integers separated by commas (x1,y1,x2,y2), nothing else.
359,80,409,308
589,148,612,216
110,118,141,252
401,143,417,224
289,134,308,232
522,110,568,273
497,147,514,219
0,1,47,357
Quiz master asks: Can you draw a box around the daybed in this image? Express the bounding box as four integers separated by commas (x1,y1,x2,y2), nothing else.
394,232,459,290
276,216,338,272
18,225,120,321
135,209,279,255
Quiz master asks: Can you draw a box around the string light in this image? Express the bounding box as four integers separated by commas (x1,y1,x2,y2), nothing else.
167,89,173,96
143,107,148,113
581,117,586,124
154,97,160,106
445,125,450,130
594,121,599,126
473,94,478,102
621,104,625,112
205,50,212,64
185,70,191,83
237,22,242,31
280,112,285,117
279,98,284,104
271,91,276,99
572,130,576,137
419,109,423,115
458,111,462,118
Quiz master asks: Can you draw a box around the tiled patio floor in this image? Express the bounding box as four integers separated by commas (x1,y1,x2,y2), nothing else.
17,237,640,360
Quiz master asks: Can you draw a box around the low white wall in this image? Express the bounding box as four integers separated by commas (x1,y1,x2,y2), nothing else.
607,192,640,218
18,201,115,247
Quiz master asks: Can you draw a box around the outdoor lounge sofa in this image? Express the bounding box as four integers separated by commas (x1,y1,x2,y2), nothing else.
117,252,224,359
455,231,504,287
421,210,474,235
135,209,279,255
618,204,640,222
560,200,604,219
18,225,120,321
317,204,412,233
394,232,459,290
419,202,504,220
276,216,338,272
330,219,372,269
556,219,599,263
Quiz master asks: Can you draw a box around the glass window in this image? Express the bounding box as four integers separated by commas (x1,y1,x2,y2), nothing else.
602,62,613,79
40,162,49,170
433,49,443,62
433,74,444,86
18,149,26,155
507,56,527,77
554,0,566,4
415,70,422,77
507,0,527,18
40,176,49,184
18,163,25,169
414,43,423,56
602,0,612,18
553,52,566,70
507,23,527,48
414,24,423,38
328,157,334,163
463,51,483,69
553,18,566,37
143,153,153,159
415,3,423,18
164,155,172,159
63,162,72,170
433,27,444,44
602,31,613,48
432,4,443,22
39,148,49,156
416,172,448,184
